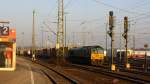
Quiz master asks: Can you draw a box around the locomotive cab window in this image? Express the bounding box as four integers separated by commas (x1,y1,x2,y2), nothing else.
91,48,98,54
91,48,103,54
97,48,104,54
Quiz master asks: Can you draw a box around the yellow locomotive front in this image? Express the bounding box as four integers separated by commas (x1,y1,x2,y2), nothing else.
91,48,104,65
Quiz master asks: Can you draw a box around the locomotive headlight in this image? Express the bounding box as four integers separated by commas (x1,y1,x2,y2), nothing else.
27,50,31,55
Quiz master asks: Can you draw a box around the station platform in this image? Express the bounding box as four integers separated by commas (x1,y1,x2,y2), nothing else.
0,57,52,84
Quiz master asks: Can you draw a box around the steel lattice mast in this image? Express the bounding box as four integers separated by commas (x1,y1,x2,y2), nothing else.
56,0,65,64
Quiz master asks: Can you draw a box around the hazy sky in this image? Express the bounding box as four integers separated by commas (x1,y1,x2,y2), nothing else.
0,0,150,48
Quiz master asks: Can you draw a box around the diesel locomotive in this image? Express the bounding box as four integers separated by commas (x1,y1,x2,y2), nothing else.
67,45,105,65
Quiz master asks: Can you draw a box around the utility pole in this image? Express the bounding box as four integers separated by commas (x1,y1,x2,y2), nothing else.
108,11,116,71
74,32,90,46
22,32,24,50
119,24,122,64
64,12,69,48
105,23,108,54
105,23,108,63
133,35,135,50
73,32,75,47
40,26,44,49
45,32,48,49
42,28,44,49
56,0,65,65
32,10,36,61
133,22,136,55
82,32,86,46
144,44,148,72
65,15,67,47
49,32,52,48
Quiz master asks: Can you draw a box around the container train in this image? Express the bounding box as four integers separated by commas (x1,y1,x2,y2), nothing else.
17,48,57,59
17,45,150,67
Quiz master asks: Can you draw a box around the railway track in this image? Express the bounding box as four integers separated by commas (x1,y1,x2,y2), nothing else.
114,65,150,77
23,56,117,83
130,66,150,72
23,57,79,84
35,59,125,84
40,69,57,84
70,64,150,84
96,64,150,77
118,67,150,76
23,56,150,83
36,62,78,84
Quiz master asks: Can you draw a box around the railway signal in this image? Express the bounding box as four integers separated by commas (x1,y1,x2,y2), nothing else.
123,16,130,69
108,11,116,71
122,17,128,39
108,11,114,37
107,31,112,37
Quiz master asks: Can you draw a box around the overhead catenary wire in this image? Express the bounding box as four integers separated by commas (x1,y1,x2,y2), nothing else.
38,0,150,48
91,0,150,16
43,22,57,36
124,0,150,12
69,0,150,32
64,0,73,9
42,0,150,35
